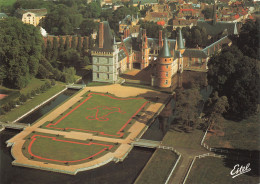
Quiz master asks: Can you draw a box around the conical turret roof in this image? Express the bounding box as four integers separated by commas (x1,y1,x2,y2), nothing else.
177,29,185,50
158,36,172,58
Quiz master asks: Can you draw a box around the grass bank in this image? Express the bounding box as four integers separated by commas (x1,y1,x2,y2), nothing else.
186,157,259,184
135,149,178,184
0,82,65,122
205,113,260,151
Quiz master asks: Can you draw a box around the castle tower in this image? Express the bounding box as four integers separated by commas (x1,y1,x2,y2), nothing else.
176,29,185,73
176,29,185,54
91,21,119,83
157,36,173,88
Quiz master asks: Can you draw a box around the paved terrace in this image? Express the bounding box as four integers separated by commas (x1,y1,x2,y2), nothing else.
7,84,170,175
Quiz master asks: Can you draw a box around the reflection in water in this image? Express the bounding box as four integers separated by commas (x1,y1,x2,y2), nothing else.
19,89,78,124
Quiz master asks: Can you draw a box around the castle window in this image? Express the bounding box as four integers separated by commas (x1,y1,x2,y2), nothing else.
165,59,167,61
166,65,168,68
27,14,31,17
166,72,168,77
107,74,109,79
165,80,168,84
97,73,99,79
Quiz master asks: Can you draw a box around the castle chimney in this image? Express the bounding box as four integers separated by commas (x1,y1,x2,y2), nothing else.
99,22,104,48
159,30,163,48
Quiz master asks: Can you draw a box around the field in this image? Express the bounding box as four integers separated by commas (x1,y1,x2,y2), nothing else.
42,92,148,137
186,157,259,184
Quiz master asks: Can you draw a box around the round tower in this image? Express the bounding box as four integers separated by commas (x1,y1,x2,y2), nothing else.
157,36,173,88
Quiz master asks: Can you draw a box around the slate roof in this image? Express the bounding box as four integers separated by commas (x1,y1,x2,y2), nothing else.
183,35,232,58
183,49,208,58
197,20,238,36
177,29,185,50
93,21,115,52
203,35,231,55
158,37,172,58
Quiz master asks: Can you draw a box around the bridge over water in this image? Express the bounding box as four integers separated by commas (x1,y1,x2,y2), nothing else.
0,122,29,130
132,138,176,151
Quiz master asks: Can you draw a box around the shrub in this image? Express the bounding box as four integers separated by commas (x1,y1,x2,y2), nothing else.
3,104,11,112
16,99,21,105
9,100,16,109
26,93,31,99
31,90,36,97
40,84,47,92
51,79,56,86
45,81,51,89
35,88,40,94
19,94,27,103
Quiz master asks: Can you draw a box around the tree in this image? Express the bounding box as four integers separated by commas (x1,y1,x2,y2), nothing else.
46,39,52,60
84,2,102,18
79,19,98,36
77,36,82,52
71,37,77,49
0,17,42,89
52,37,58,60
37,64,49,79
191,28,202,47
42,4,83,35
60,49,80,67
202,7,213,19
174,87,202,132
204,92,229,130
208,46,259,119
82,37,88,54
58,37,65,55
236,19,259,59
64,36,70,50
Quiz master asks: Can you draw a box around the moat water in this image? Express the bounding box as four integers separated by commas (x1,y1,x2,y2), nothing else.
0,88,167,184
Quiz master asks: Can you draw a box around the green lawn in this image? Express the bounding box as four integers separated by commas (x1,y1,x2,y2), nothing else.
186,157,259,184
0,0,16,6
43,92,147,137
135,149,178,184
22,132,118,165
0,83,65,122
20,78,47,95
205,113,260,151
162,129,204,150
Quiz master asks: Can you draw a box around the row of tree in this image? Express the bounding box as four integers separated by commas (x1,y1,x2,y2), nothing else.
1,80,55,115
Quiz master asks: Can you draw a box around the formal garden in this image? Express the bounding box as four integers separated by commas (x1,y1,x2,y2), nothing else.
42,92,148,138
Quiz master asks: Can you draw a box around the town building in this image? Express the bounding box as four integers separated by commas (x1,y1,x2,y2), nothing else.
15,8,47,26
